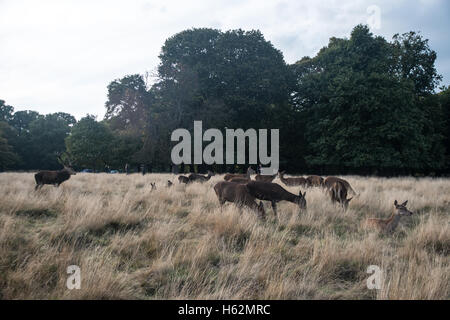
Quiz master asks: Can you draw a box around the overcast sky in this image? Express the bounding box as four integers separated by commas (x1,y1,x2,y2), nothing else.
1,0,449,120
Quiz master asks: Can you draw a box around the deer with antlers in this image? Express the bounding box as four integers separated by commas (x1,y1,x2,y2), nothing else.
34,154,76,190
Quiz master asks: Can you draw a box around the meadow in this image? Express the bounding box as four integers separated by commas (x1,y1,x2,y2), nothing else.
0,172,448,299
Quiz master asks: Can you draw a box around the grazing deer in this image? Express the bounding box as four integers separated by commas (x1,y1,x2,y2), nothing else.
229,177,252,184
224,167,255,181
364,201,414,233
178,175,190,184
34,156,76,190
328,181,353,210
150,182,156,191
255,172,277,183
167,180,173,187
278,171,308,187
306,175,324,187
213,181,265,219
245,181,306,217
188,170,214,183
324,176,357,195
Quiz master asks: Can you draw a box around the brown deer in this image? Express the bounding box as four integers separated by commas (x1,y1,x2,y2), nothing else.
213,181,265,219
328,181,353,210
229,177,251,184
306,175,324,187
364,200,414,233
178,175,190,184
188,170,214,183
324,176,357,195
278,171,308,187
34,156,76,190
224,167,255,181
255,172,277,183
245,181,306,217
150,182,156,191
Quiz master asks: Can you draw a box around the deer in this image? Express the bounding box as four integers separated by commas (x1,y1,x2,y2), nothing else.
245,181,306,217
229,177,252,184
178,175,190,184
34,155,76,190
306,175,324,187
364,200,414,233
278,171,308,187
224,167,255,181
323,176,357,195
255,172,277,183
150,182,156,191
188,170,215,183
167,180,173,188
213,181,266,220
328,180,353,210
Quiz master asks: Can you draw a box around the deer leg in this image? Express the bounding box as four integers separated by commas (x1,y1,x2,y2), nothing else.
271,201,278,218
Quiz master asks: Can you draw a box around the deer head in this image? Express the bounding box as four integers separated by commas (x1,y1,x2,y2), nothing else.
150,182,156,191
343,196,353,210
394,200,413,216
296,190,307,210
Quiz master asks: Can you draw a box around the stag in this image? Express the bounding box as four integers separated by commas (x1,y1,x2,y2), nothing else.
328,180,353,210
278,171,308,187
245,181,306,217
34,155,76,190
213,181,265,219
323,176,357,195
224,167,255,181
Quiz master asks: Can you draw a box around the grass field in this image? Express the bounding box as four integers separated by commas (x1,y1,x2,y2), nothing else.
0,172,448,299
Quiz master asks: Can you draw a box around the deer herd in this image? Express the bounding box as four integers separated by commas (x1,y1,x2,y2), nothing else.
34,163,414,234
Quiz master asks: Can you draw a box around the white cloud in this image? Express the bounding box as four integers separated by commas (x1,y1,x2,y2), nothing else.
0,0,448,119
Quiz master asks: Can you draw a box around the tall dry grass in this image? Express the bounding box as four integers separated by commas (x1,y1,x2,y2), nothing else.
0,172,448,299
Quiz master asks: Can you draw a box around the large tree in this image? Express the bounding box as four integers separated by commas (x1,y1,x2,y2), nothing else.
292,25,444,173
65,115,115,170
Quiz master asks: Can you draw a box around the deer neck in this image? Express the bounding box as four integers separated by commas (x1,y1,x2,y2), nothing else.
385,212,401,232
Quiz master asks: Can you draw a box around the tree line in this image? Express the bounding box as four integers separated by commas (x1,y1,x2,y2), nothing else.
1,25,449,175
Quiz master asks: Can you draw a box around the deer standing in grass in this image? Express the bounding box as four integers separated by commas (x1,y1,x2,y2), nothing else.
306,175,324,187
178,176,190,184
224,167,255,181
364,200,414,233
34,155,76,190
213,181,265,219
328,180,353,210
278,171,308,187
324,176,357,196
188,170,214,183
245,181,306,217
255,172,277,183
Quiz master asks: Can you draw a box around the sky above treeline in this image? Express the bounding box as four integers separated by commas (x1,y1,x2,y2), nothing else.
1,0,449,120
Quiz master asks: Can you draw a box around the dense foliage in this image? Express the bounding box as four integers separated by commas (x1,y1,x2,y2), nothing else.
1,25,449,175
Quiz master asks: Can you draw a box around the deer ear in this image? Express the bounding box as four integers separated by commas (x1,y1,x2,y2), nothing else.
303,191,306,198
348,197,353,202
401,200,408,206
394,200,398,206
